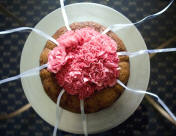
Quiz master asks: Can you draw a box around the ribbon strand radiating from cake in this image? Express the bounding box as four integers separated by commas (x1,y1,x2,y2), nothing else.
0,27,58,45
0,64,48,85
59,0,71,31
117,79,176,122
102,0,175,34
80,100,88,136
53,89,65,136
0,26,59,85
117,48,176,57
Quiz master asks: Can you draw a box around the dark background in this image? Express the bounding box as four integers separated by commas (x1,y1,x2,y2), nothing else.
0,0,176,136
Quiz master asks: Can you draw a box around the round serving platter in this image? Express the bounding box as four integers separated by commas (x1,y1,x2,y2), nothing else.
20,2,150,134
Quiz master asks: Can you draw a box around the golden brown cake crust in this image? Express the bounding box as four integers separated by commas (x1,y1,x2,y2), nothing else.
39,21,130,113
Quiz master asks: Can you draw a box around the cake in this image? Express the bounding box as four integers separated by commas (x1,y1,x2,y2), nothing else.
39,21,130,113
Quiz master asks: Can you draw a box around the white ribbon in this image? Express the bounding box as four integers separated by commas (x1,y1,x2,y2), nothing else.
102,0,175,34
0,64,48,85
80,100,88,136
117,79,176,122
53,89,65,136
60,0,71,31
0,26,59,85
0,27,59,45
117,48,176,57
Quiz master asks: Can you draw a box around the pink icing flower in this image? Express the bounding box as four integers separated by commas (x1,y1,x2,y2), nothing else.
47,45,66,73
47,27,119,99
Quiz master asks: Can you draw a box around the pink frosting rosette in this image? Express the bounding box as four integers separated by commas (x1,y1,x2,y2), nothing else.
47,28,119,99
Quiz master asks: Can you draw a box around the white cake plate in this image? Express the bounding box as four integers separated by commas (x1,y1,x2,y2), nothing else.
20,2,150,134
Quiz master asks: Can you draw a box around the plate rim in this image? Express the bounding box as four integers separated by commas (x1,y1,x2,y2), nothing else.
20,2,150,134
